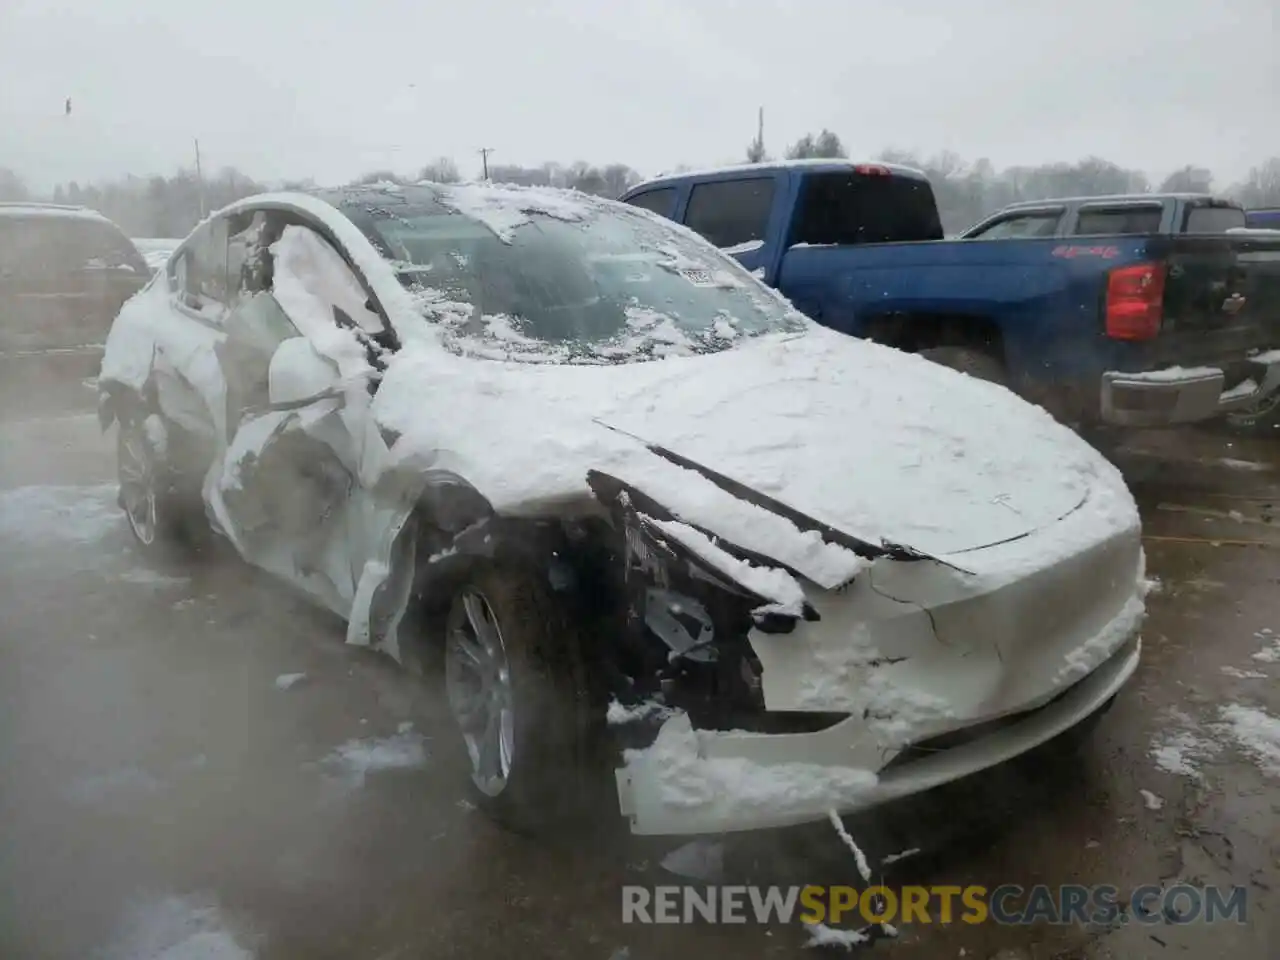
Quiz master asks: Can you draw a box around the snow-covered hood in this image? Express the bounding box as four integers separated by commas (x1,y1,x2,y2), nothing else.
373,325,1114,565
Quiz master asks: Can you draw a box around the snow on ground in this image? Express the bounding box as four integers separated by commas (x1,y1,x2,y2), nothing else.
101,894,253,960
1251,628,1280,663
0,483,119,544
274,673,306,690
1149,710,1221,780
1139,789,1165,811
117,568,191,588
322,729,429,786
1221,665,1269,679
1217,704,1280,778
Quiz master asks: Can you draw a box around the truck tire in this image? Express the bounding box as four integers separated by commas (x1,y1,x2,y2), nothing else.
440,564,602,836
919,345,1008,386
1222,394,1280,437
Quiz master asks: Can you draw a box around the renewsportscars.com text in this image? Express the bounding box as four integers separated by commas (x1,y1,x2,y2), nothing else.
621,884,1248,926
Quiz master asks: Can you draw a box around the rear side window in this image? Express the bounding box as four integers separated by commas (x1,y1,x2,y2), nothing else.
1183,204,1246,233
1074,206,1162,236
684,177,775,249
0,216,145,277
789,172,944,246
625,188,677,220
968,211,1062,240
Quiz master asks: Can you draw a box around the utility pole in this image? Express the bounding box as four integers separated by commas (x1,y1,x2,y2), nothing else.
757,107,764,150
478,147,494,181
194,138,207,218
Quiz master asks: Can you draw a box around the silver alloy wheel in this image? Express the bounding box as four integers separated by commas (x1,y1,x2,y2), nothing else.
118,426,158,546
444,588,515,798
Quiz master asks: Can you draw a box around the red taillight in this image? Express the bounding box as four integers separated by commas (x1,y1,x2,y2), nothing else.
853,163,891,176
1105,262,1166,340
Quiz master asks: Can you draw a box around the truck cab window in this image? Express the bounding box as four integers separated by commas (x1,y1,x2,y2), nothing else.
684,178,775,249
1074,206,1162,236
789,172,944,246
625,187,677,220
1184,205,1246,234
969,212,1061,240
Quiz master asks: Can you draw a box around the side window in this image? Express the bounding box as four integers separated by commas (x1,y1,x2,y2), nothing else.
1073,206,1162,236
969,212,1062,240
170,216,231,319
684,178,775,249
626,188,677,220
76,223,146,273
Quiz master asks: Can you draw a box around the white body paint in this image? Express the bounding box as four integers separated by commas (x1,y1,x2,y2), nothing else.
100,185,1146,836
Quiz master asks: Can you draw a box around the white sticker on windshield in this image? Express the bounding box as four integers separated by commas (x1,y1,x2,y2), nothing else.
678,268,716,287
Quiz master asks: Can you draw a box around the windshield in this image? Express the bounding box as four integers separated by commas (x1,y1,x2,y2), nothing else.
362,201,806,363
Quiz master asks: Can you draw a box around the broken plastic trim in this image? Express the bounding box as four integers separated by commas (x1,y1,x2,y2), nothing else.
592,420,969,575
586,469,820,630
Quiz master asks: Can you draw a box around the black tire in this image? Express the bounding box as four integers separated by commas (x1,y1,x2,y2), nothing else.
1221,393,1280,437
115,415,205,555
441,564,602,836
918,345,1008,386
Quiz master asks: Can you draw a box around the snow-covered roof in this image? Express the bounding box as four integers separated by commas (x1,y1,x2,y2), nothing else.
0,202,111,222
628,158,930,192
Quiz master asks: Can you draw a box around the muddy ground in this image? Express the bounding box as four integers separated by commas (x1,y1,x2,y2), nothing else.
0,366,1276,960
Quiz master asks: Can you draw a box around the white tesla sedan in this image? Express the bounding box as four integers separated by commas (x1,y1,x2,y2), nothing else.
98,181,1147,837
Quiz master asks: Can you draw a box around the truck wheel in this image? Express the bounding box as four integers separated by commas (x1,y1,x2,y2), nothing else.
1222,394,1280,437
919,346,1008,386
441,564,601,835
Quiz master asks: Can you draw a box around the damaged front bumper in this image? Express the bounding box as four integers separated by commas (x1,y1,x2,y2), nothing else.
607,477,1146,836
616,633,1139,836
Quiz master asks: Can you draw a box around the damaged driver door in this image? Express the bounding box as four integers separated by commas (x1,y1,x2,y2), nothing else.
207,210,393,621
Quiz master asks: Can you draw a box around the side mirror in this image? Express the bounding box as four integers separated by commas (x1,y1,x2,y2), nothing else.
267,337,343,408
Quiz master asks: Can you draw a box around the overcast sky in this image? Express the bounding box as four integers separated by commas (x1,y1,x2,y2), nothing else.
1,0,1275,191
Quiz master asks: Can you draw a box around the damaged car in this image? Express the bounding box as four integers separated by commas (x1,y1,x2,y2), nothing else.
97,181,1148,837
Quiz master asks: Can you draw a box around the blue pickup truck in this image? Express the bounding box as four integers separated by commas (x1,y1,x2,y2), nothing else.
1247,208,1280,229
619,161,1280,431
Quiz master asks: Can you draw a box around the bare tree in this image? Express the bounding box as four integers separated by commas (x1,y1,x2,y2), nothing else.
786,129,847,160
0,167,30,201
418,157,461,183
1159,165,1214,194
1229,158,1280,208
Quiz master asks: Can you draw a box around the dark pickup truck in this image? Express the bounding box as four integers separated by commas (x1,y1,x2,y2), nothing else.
619,162,1280,430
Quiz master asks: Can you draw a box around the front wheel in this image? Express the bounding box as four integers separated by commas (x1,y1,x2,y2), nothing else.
116,417,197,553
442,566,601,835
1221,393,1280,437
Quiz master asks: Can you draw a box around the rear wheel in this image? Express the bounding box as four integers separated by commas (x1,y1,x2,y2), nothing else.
442,565,601,835
918,345,1008,386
